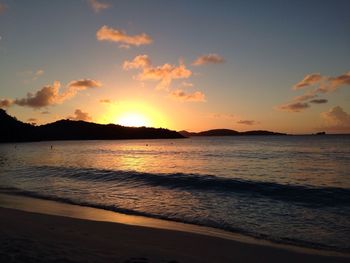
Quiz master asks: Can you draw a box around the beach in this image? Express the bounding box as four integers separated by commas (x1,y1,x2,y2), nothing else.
0,195,349,263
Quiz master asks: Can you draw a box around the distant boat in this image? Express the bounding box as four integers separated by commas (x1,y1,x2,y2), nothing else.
316,131,326,135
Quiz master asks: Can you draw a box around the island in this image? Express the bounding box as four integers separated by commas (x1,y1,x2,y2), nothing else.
0,109,184,142
179,129,286,137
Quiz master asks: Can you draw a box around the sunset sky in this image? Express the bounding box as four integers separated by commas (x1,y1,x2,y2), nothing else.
0,0,349,133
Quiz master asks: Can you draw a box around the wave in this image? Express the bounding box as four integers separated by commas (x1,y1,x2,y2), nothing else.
11,165,350,207
0,185,347,253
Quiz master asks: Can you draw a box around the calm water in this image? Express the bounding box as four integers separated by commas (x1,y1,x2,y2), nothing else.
0,136,349,252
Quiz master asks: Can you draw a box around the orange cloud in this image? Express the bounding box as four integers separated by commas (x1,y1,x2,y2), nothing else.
170,89,206,102
123,55,151,70
3,79,101,109
321,106,350,132
68,109,92,121
123,55,192,90
317,72,350,93
0,99,13,108
14,81,62,108
96,26,152,47
27,118,38,123
88,0,110,13
293,73,322,90
192,53,225,66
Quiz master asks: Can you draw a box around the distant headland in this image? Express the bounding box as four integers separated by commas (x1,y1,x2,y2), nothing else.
179,129,286,137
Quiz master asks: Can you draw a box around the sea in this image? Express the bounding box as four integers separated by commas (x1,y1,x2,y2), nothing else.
0,135,349,252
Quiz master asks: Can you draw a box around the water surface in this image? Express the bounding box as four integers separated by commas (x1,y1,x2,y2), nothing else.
0,135,349,252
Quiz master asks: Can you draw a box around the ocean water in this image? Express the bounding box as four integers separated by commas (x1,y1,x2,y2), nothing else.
0,135,349,252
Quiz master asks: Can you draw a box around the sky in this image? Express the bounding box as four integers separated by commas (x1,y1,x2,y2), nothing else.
0,0,349,134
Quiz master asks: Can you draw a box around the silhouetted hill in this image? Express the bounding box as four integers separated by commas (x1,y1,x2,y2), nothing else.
179,129,286,137
0,109,184,142
197,129,240,136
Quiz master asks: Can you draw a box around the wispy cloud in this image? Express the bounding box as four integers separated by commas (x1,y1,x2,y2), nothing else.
68,109,92,121
96,26,152,48
88,0,110,13
321,106,350,132
123,54,192,90
170,89,206,102
207,113,236,119
33,69,44,80
181,81,194,87
310,99,328,104
317,72,350,93
18,69,45,82
2,79,101,109
192,53,225,66
293,73,322,90
100,99,111,103
278,71,349,112
278,102,310,112
237,120,258,125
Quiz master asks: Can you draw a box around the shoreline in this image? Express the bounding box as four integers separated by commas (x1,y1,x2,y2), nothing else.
0,193,349,263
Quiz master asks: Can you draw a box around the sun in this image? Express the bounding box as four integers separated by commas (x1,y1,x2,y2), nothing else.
117,113,150,127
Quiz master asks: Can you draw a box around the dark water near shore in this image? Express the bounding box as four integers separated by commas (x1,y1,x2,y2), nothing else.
0,136,349,252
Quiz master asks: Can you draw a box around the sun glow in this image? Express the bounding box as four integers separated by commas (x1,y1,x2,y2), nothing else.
99,100,170,128
117,113,149,127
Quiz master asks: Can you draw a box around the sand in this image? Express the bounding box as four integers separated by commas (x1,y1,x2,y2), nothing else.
0,207,349,263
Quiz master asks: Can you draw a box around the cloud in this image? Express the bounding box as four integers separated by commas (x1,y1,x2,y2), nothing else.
14,81,62,108
192,53,225,66
41,111,50,114
68,109,92,121
100,99,111,103
293,73,322,90
18,69,45,82
96,26,152,47
32,69,44,81
278,102,310,112
321,106,350,132
0,99,14,108
123,55,151,70
88,0,110,13
181,81,194,87
309,99,328,104
123,55,192,90
278,71,349,113
208,113,236,119
317,72,350,93
170,89,206,102
237,120,258,125
0,3,6,14
4,79,101,109
27,118,37,123
68,79,102,89
293,91,318,102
